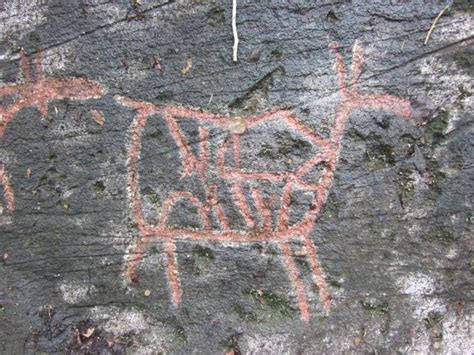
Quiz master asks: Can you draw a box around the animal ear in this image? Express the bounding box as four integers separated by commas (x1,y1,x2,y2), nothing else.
19,48,32,82
328,42,348,92
350,41,363,86
34,51,45,81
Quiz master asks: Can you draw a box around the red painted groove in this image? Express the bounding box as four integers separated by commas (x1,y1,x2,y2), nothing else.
165,239,181,305
208,184,230,230
0,49,104,213
158,191,211,229
281,240,310,321
231,183,255,229
118,42,414,321
251,185,272,231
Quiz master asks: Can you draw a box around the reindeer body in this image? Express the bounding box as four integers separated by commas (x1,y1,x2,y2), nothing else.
120,43,414,321
0,50,104,211
0,43,414,321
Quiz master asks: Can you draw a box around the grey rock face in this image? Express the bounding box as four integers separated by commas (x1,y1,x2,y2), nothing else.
0,1,472,353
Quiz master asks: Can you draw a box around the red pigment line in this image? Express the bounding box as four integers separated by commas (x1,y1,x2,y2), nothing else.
0,93,32,139
216,135,231,176
216,138,289,182
251,186,272,231
34,51,45,82
231,183,255,229
126,234,149,281
19,49,32,82
116,96,157,112
246,109,329,148
277,181,293,230
227,170,289,182
216,137,284,181
353,95,413,120
283,112,330,148
294,180,321,192
158,191,211,229
164,106,228,127
164,111,199,177
303,234,331,312
299,164,335,228
0,84,22,99
209,184,230,230
350,43,363,87
199,127,210,178
164,239,182,305
146,225,308,243
0,166,14,211
281,241,310,321
329,104,352,147
48,78,104,101
128,110,150,231
232,133,240,168
329,42,348,94
0,110,15,139
37,96,49,117
296,152,328,178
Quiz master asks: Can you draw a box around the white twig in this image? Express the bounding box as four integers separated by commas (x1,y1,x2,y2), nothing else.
232,0,239,62
424,5,449,45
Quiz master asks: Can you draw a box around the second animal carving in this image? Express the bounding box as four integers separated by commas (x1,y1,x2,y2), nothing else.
0,49,104,212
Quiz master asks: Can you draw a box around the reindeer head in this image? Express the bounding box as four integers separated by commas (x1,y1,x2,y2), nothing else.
14,49,104,116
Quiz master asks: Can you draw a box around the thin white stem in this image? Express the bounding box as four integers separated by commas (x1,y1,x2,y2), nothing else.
424,5,449,45
232,0,239,62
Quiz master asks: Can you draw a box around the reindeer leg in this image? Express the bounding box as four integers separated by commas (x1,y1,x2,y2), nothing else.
164,239,182,305
127,233,149,282
280,240,310,321
303,232,331,313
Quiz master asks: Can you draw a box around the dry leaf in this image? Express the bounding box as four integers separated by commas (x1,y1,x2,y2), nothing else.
82,327,95,338
26,168,32,178
3,252,8,260
153,57,163,74
229,116,246,134
91,110,105,127
293,250,306,257
354,336,364,346
76,332,82,345
144,289,151,297
181,57,193,74
247,48,262,63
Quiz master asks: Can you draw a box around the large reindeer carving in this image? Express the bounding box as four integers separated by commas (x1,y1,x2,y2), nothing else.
118,42,413,321
0,49,104,212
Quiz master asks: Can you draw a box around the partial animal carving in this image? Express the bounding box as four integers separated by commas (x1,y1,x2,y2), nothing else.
0,49,104,211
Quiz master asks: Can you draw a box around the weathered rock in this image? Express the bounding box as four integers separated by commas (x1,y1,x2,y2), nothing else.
0,1,472,353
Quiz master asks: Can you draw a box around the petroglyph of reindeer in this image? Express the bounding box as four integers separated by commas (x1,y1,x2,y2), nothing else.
0,49,104,212
119,42,415,321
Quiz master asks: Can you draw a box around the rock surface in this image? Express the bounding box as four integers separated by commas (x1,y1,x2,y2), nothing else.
0,1,473,353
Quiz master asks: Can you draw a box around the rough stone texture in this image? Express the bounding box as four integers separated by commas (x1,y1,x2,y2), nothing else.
0,0,473,354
